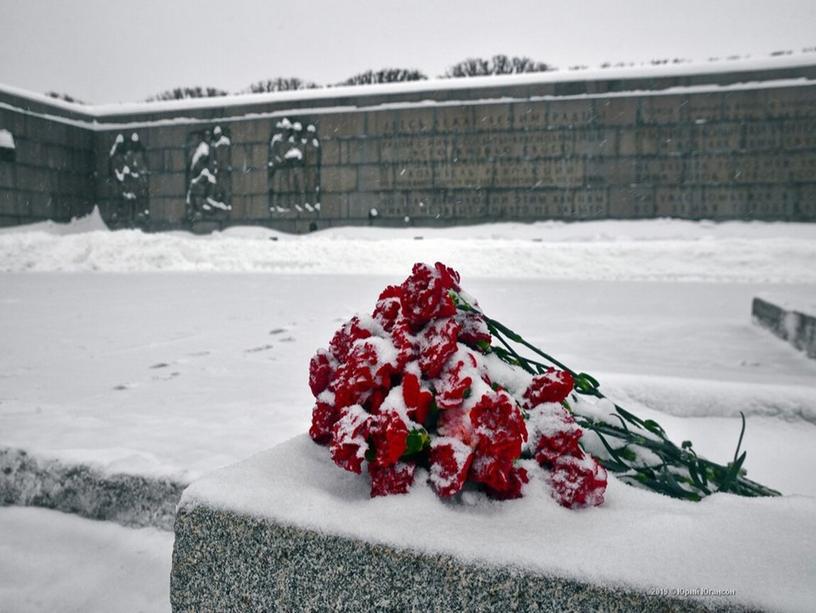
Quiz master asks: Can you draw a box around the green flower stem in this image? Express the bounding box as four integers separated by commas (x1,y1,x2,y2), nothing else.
454,296,781,500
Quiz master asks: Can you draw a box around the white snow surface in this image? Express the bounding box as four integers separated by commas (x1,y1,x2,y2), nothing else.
182,434,816,613
0,507,171,613
2,209,816,282
0,128,15,149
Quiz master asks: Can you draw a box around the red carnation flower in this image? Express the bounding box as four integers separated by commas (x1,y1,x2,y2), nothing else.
528,404,584,465
435,359,474,411
390,320,418,371
470,390,528,462
367,387,388,415
369,461,416,497
369,410,410,467
329,316,372,363
308,349,334,397
484,465,529,500
418,317,461,378
329,406,372,474
330,338,397,410
469,452,516,493
429,437,474,497
400,262,461,329
523,368,575,407
456,310,491,349
548,454,607,509
309,399,339,445
402,371,433,426
436,404,477,447
372,286,403,332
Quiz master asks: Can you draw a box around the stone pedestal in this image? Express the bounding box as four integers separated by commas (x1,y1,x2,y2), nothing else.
168,436,793,612
171,504,735,613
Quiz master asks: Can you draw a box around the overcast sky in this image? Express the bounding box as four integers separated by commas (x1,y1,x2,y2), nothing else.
1,0,814,104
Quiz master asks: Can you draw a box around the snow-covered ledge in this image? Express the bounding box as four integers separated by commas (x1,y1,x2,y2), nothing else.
753,295,816,359
171,435,815,612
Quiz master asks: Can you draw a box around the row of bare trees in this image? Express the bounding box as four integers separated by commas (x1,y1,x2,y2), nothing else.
144,54,554,100
50,47,816,103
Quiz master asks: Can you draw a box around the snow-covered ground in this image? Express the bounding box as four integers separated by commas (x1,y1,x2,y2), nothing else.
0,507,171,613
1,213,815,611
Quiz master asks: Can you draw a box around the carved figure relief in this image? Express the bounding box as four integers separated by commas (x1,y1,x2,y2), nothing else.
108,132,149,225
268,118,320,214
185,125,232,223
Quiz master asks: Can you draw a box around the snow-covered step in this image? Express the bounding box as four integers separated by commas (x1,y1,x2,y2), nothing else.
171,435,815,612
0,446,185,530
753,295,816,359
0,506,172,613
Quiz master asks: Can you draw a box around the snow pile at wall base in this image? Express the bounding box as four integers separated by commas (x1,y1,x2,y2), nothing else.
2,213,815,282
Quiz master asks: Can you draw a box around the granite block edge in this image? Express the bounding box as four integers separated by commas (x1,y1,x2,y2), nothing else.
171,504,755,613
0,446,185,530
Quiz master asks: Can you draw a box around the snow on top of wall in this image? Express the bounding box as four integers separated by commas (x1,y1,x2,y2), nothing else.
1,53,815,119
0,128,15,149
756,293,816,317
180,434,816,613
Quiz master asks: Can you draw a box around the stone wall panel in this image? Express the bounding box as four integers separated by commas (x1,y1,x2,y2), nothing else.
640,95,688,125
434,106,475,133
319,113,366,139
321,165,358,192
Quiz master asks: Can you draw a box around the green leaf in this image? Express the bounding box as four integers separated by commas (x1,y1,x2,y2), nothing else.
403,428,430,457
643,419,666,436
618,447,637,462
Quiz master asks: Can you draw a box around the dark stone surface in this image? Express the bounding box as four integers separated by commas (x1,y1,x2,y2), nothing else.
171,505,753,613
753,296,816,358
0,446,185,530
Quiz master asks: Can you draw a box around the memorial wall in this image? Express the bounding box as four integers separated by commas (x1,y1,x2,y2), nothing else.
1,60,815,232
0,90,95,226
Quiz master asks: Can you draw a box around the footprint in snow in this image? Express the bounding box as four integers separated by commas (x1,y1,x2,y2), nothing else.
245,344,274,353
152,372,181,381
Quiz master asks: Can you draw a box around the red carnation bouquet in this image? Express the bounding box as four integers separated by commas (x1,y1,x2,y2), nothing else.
308,262,779,507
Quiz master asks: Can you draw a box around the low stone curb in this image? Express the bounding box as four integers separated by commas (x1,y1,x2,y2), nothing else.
752,296,816,358
171,504,753,613
0,446,186,530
